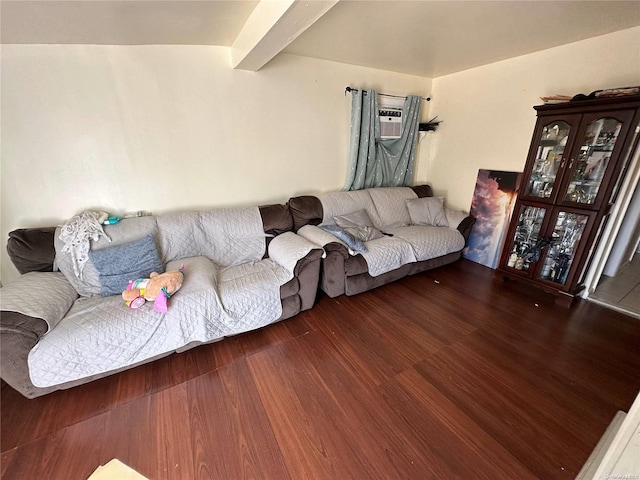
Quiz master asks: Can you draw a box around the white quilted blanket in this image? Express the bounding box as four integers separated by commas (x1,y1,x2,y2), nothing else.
0,272,78,332
156,208,266,266
359,236,418,276
386,226,466,262
27,256,289,388
298,224,464,277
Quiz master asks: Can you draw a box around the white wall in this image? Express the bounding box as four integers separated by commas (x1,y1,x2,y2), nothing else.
4,27,639,284
428,26,640,211
0,45,432,283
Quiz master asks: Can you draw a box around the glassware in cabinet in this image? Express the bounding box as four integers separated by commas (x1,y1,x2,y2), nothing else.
504,204,547,273
524,120,573,200
537,210,591,285
559,110,635,209
562,118,621,205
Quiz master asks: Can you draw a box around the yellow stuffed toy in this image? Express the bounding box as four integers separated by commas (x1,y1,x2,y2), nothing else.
122,264,184,312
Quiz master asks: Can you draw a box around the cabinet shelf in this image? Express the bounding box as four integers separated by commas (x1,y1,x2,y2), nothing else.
569,181,599,187
588,145,614,152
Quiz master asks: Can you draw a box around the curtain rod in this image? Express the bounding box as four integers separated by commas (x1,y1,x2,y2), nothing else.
345,86,431,102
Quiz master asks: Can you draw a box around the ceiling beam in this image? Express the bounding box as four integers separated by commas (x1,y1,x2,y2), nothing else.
231,0,339,71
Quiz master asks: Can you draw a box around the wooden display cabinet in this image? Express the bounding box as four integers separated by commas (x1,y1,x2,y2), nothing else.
497,94,640,306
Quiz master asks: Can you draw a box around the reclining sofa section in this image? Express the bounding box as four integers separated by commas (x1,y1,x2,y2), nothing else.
288,185,475,298
0,204,322,398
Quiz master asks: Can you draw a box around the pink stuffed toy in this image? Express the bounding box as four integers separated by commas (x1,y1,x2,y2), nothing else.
122,265,184,313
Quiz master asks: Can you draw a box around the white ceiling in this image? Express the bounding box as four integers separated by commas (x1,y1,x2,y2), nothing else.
284,1,640,77
0,1,260,46
2,0,639,77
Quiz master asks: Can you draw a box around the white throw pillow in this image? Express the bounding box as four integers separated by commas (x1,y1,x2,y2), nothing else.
406,197,448,227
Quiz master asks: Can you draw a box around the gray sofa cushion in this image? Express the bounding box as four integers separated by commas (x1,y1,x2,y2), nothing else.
259,203,293,236
410,184,434,198
287,195,323,232
6,228,56,274
259,203,294,255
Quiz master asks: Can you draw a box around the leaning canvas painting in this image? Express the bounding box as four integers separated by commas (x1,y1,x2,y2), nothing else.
463,169,522,269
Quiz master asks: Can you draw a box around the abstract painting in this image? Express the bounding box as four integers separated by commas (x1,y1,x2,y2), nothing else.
463,169,522,269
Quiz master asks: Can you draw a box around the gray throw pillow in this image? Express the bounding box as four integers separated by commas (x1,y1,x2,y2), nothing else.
88,234,164,297
406,197,448,227
319,225,368,253
333,209,383,241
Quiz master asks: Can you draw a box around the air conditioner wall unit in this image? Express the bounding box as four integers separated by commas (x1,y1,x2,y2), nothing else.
379,108,402,139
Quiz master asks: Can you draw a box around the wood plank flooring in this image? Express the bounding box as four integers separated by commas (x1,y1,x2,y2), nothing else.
2,259,640,479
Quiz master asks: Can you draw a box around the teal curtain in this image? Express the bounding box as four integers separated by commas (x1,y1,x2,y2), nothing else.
344,89,421,191
343,89,379,190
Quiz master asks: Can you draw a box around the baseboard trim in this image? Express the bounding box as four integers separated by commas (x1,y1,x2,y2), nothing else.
575,410,626,480
587,297,640,320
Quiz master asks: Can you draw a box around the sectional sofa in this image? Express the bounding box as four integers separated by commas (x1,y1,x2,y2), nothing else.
0,185,473,398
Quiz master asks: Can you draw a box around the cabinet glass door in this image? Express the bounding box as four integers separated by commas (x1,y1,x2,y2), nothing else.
505,204,547,273
538,210,589,285
525,121,572,200
562,117,623,205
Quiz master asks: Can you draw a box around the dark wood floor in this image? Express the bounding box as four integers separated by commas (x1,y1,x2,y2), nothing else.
2,259,640,479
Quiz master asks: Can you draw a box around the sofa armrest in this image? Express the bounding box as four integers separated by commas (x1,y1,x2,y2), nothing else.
323,241,350,259
1,311,49,398
297,225,350,250
268,232,323,276
319,243,349,298
0,272,78,332
457,215,476,243
297,225,351,298
291,249,323,311
268,232,323,312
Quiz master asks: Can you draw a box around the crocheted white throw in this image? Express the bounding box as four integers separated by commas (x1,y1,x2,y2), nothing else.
59,211,110,278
